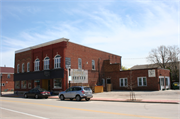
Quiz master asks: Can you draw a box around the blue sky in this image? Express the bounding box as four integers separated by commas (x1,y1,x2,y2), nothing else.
0,0,179,68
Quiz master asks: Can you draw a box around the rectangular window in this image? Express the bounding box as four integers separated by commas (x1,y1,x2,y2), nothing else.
119,78,128,87
78,58,82,69
54,78,62,88
7,74,10,79
138,77,147,86
165,78,168,86
28,80,32,89
92,60,95,70
44,60,49,70
15,81,20,89
21,80,27,89
107,79,111,84
27,62,30,72
34,80,40,88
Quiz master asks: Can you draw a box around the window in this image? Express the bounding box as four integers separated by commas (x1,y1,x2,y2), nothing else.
28,80,32,89
1,83,5,86
22,63,24,73
107,79,111,84
137,77,147,86
92,60,95,70
17,64,20,73
54,78,62,88
34,58,40,71
44,57,50,70
119,78,128,87
27,62,30,72
7,74,10,79
21,80,27,89
34,80,40,88
165,77,169,86
15,81,20,89
54,55,61,69
78,58,82,69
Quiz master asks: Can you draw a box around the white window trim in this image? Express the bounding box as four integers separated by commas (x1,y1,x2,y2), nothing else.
22,63,24,73
54,55,61,69
137,77,147,87
43,57,50,70
34,59,40,71
78,58,82,69
92,60,95,70
27,62,30,72
119,78,128,87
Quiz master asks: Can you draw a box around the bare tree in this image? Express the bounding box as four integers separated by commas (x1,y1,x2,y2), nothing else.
126,71,137,101
147,45,180,81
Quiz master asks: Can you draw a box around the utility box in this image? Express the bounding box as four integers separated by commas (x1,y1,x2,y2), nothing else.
94,86,103,93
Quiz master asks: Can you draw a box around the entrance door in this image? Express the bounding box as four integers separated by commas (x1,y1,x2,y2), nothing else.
165,77,170,89
159,76,164,90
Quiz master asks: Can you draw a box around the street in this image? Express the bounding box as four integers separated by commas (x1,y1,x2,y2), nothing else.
0,97,179,119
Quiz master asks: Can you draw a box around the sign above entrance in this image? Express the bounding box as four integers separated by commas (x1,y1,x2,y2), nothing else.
70,69,88,83
148,69,156,77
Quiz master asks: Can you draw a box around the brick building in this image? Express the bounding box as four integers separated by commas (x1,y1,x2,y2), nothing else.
14,38,121,94
0,66,14,92
14,38,170,94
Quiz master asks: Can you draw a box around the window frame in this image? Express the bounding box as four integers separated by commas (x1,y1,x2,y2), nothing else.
137,77,147,86
27,62,30,72
78,58,82,69
7,74,11,79
34,58,40,71
92,60,95,70
54,55,61,69
53,78,62,89
44,57,50,70
21,80,27,89
22,63,24,73
17,64,20,73
119,78,128,87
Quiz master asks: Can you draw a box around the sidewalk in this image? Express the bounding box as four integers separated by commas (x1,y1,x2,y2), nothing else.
1,90,180,104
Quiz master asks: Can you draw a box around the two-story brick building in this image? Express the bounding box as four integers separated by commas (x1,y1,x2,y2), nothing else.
14,38,121,94
14,38,170,94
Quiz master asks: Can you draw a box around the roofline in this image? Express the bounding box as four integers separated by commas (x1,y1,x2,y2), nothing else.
15,38,69,54
69,41,122,57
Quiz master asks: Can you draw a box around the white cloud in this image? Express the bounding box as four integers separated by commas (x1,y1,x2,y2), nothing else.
1,0,178,68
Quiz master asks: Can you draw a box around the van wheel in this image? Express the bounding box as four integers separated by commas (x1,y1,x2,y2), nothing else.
70,98,73,101
76,95,81,101
85,98,90,101
24,94,28,98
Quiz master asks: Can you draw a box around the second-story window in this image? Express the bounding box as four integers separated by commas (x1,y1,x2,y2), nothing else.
44,57,50,70
92,60,95,70
78,58,82,69
54,55,61,69
22,63,24,73
17,64,19,73
34,58,40,71
7,74,10,78
27,62,30,72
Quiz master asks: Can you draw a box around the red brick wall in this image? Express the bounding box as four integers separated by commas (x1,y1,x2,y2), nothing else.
103,68,170,91
1,74,14,91
15,50,32,73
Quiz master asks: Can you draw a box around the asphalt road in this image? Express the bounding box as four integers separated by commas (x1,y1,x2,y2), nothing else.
0,97,179,119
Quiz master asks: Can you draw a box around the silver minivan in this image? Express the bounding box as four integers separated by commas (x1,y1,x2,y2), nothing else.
59,86,93,101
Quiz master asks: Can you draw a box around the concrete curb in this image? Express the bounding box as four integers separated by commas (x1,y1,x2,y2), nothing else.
1,94,179,104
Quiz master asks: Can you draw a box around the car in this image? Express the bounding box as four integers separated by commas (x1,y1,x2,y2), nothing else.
172,82,180,89
59,86,93,101
24,88,51,99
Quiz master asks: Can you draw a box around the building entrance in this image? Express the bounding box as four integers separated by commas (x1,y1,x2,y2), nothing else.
42,79,50,91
